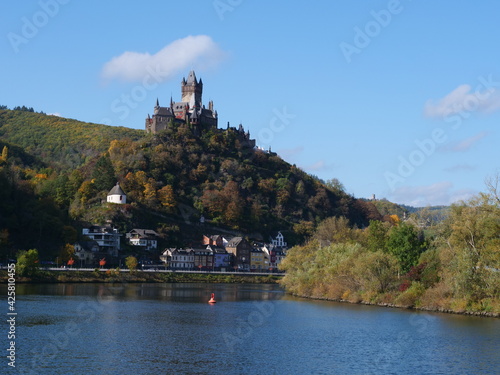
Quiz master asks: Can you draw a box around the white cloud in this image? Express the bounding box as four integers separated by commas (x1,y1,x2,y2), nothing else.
101,35,226,83
277,146,304,160
389,181,476,206
443,164,476,173
424,84,500,118
48,112,61,117
442,131,489,152
303,160,336,172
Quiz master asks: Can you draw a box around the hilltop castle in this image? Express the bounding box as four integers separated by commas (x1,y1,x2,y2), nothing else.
145,70,218,136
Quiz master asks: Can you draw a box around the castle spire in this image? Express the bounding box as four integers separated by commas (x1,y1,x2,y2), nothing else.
186,70,197,85
156,98,159,107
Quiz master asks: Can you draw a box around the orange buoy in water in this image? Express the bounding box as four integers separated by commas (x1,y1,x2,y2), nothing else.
208,293,216,304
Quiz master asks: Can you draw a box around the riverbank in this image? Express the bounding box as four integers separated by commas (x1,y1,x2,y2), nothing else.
287,292,500,318
0,269,282,284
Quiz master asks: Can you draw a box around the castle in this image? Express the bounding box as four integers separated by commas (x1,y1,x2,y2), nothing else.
145,70,218,136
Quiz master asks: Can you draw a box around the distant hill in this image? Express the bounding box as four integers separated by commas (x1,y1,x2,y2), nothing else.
368,198,450,224
0,108,381,260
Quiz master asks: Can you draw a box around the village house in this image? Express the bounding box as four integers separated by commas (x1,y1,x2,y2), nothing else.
226,237,252,271
73,240,99,266
202,234,225,247
127,229,159,251
270,231,287,248
262,244,287,270
160,248,195,269
206,244,231,270
250,248,265,271
192,248,214,270
82,225,121,258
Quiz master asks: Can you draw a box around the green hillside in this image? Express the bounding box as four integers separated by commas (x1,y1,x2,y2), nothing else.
0,108,381,261
0,109,143,170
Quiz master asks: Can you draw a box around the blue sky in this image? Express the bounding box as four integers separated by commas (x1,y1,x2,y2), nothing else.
2,0,500,207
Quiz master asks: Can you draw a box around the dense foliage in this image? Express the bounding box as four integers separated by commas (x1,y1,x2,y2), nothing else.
280,186,500,315
0,108,380,262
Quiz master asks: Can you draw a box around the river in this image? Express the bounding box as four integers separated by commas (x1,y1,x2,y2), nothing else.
3,283,499,375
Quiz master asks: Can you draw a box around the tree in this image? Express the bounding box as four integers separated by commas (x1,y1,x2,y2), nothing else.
125,256,138,271
92,154,116,192
1,146,8,163
366,220,389,252
442,191,500,300
313,216,355,246
59,243,76,264
354,251,399,293
325,178,345,194
158,185,176,213
16,249,40,277
293,220,315,244
386,222,424,273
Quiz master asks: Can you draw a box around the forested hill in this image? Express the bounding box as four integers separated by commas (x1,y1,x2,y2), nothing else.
0,109,143,170
0,108,381,259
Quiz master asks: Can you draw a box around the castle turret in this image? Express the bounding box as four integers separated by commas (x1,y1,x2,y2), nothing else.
181,70,202,107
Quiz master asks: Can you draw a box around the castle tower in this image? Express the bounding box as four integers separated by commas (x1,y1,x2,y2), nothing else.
181,70,202,108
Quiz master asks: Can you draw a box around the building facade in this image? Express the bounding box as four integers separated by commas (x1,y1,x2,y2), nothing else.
161,248,195,269
82,225,121,257
127,229,159,251
226,237,252,271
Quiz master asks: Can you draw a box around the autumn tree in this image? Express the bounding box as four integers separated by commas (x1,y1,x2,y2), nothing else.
293,220,315,244
59,243,77,264
440,189,500,300
158,185,176,213
125,256,138,272
313,216,356,245
0,146,8,164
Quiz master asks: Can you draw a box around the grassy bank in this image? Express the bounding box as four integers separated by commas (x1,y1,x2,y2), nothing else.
284,291,500,318
0,270,282,284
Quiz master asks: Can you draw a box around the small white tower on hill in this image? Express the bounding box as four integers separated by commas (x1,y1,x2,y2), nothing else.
107,183,127,204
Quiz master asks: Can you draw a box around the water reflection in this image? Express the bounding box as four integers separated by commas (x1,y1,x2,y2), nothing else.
2,283,499,375
12,282,285,303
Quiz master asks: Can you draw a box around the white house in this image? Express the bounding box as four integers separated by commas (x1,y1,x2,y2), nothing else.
271,231,287,248
107,183,127,204
127,229,159,251
160,248,194,269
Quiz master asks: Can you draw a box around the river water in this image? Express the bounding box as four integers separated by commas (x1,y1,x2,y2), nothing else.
3,283,499,375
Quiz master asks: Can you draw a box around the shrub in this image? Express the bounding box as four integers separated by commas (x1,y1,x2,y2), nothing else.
418,281,452,310
16,249,40,277
394,281,425,307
